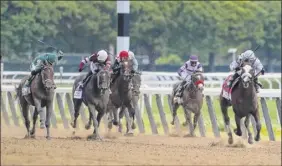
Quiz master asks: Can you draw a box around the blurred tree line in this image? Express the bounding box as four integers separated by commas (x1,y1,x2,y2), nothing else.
1,1,281,71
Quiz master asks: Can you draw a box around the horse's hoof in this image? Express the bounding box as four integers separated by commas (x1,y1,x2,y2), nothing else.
24,134,30,139
118,127,122,133
132,123,136,129
124,132,134,137
234,129,242,136
255,135,260,142
248,138,254,144
70,122,75,128
113,121,118,126
85,124,91,130
87,134,102,141
171,121,174,125
108,123,113,129
228,137,233,145
46,136,51,140
184,133,196,137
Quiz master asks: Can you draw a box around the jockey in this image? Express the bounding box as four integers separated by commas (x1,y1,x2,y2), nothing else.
78,49,111,88
112,50,138,74
228,49,264,93
24,47,64,88
175,55,203,99
111,50,130,84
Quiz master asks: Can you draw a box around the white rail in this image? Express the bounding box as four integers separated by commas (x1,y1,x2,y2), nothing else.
1,85,281,98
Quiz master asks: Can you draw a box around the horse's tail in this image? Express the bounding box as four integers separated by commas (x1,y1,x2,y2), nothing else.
14,84,22,101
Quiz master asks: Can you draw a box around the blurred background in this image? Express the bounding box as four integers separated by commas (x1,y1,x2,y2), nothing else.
1,1,281,73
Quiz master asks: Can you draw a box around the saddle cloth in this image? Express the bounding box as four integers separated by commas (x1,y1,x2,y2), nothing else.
221,74,239,101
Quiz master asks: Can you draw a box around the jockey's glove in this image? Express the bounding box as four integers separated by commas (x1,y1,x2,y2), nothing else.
78,68,83,72
235,67,240,71
261,69,265,75
31,70,37,75
94,69,100,73
131,70,135,74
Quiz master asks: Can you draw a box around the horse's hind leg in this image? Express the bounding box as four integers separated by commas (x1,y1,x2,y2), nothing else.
71,99,82,129
244,115,253,144
251,109,261,142
30,108,39,137
21,101,30,138
85,108,93,130
234,113,242,136
171,103,180,125
220,98,233,144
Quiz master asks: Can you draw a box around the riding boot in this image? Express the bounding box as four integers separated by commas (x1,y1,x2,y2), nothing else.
176,81,186,97
80,71,92,88
25,75,35,87
228,72,239,88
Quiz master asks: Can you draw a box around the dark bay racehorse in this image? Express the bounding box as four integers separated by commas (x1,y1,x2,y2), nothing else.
107,59,136,136
71,65,111,140
171,72,204,136
220,63,261,144
15,63,55,139
115,72,141,133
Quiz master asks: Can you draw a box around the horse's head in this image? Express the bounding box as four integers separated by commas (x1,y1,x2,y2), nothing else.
41,63,55,90
240,63,255,88
120,58,134,81
190,72,204,91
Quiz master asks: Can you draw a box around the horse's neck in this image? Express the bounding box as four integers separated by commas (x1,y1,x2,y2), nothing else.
116,75,131,91
89,75,99,92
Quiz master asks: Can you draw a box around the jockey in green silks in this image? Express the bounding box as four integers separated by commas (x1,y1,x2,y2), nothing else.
24,47,64,88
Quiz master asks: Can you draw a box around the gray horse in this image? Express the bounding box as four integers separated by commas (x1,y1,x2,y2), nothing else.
107,59,136,136
111,72,142,133
171,72,204,136
15,63,55,139
70,65,111,140
219,63,261,144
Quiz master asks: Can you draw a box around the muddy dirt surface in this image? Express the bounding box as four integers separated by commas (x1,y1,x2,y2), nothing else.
1,125,281,165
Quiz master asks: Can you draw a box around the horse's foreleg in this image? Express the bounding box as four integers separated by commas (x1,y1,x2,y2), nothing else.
234,113,242,136
220,99,233,144
171,103,179,125
124,103,135,136
251,109,261,142
33,99,45,129
118,106,125,133
45,102,52,140
191,111,200,137
244,115,253,144
112,106,119,126
87,104,102,140
71,99,82,129
85,107,93,130
30,108,39,137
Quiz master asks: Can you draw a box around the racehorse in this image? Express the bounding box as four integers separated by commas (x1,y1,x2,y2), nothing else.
112,72,142,133
107,59,136,136
171,71,205,136
219,62,261,144
15,63,56,139
70,64,111,140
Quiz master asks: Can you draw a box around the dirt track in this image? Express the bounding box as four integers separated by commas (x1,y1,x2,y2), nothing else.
1,125,281,165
